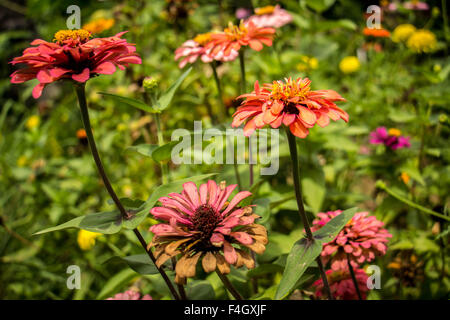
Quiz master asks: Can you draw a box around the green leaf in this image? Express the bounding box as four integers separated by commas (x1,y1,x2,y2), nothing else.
376,180,450,221
186,280,216,300
275,238,322,300
107,254,160,275
98,92,158,114
34,210,122,235
305,0,336,12
96,268,137,300
156,67,192,111
388,109,416,123
151,140,183,162
302,170,325,213
313,207,358,243
126,144,159,157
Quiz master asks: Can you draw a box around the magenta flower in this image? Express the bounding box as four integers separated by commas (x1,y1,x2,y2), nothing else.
235,7,252,20
369,127,411,150
246,5,293,29
311,210,392,270
403,1,429,10
312,268,369,300
107,290,152,300
10,29,141,99
148,181,268,284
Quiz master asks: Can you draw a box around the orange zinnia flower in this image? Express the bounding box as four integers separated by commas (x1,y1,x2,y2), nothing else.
363,27,390,38
205,21,275,57
232,77,348,138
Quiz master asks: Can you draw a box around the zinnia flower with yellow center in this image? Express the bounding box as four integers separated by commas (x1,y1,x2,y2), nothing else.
392,24,416,43
407,29,437,53
232,77,348,138
83,18,115,34
25,115,40,130
77,229,102,251
148,180,268,284
339,56,360,74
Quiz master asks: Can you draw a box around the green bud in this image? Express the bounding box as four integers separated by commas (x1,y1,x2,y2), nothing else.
439,113,448,123
143,77,158,92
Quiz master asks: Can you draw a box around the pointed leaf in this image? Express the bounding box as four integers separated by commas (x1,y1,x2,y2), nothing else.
98,92,158,114
313,207,358,243
156,67,192,111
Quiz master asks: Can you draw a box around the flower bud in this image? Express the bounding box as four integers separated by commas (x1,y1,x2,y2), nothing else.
143,77,158,92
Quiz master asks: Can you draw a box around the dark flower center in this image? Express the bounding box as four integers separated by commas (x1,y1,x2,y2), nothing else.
191,204,222,247
283,102,300,115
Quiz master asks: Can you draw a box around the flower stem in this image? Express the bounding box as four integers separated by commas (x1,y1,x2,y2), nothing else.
239,50,254,188
285,129,334,300
74,83,181,301
154,112,170,184
347,253,362,300
216,270,243,300
211,61,227,119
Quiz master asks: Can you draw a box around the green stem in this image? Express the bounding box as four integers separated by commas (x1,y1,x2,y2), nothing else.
285,129,333,300
154,112,170,184
211,62,227,119
74,83,181,301
216,270,243,300
347,253,362,300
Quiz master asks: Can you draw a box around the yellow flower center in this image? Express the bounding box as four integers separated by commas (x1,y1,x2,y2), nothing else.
224,21,248,41
193,32,212,46
270,78,310,101
255,5,276,15
54,29,92,43
388,128,402,136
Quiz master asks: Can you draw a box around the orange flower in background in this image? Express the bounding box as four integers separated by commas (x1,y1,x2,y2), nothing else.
232,77,348,138
363,27,390,38
76,128,87,139
206,21,275,57
83,18,115,34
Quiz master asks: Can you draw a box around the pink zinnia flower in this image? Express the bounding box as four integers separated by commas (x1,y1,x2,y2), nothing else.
403,1,429,10
107,290,152,300
232,77,348,138
369,127,411,150
246,5,293,29
311,210,392,270
235,7,252,20
312,268,369,300
10,29,141,99
174,32,238,68
148,180,268,284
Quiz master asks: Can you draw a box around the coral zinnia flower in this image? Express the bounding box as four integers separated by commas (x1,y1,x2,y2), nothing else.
246,5,293,28
369,127,411,150
10,29,141,99
107,290,152,300
231,77,348,138
363,27,391,38
148,181,268,284
311,210,392,270
312,268,369,300
174,32,238,68
205,21,275,57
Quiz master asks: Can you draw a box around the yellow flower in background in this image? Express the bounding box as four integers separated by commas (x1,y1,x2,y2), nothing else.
77,230,102,251
255,5,276,15
296,56,318,72
122,185,133,197
17,155,28,167
339,56,360,74
400,172,410,184
407,29,437,53
82,18,115,34
392,24,416,43
388,128,402,136
25,115,40,130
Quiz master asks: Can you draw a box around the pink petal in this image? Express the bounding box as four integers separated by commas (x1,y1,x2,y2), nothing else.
72,68,90,83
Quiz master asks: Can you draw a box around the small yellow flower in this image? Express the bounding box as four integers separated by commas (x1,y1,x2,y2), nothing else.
82,18,115,34
392,24,416,43
17,155,28,167
296,56,319,72
339,56,360,74
25,115,40,130
116,123,127,132
122,185,133,197
407,29,437,53
77,230,102,251
400,172,410,184
388,128,402,136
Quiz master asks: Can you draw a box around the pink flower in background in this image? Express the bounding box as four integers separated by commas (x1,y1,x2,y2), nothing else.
174,32,238,68
107,290,152,300
403,1,429,10
148,180,268,284
369,127,411,150
10,29,141,99
246,5,293,29
311,210,392,270
312,268,369,300
235,7,252,20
